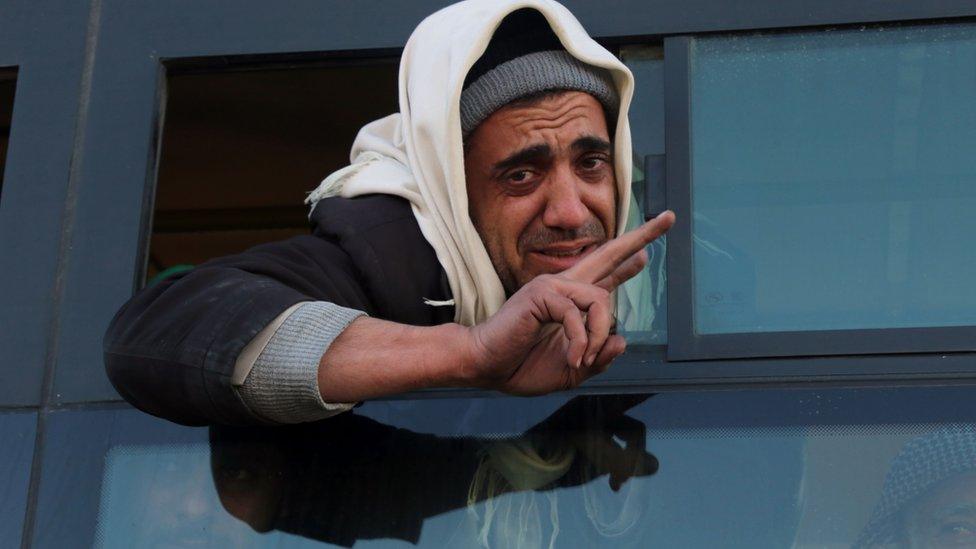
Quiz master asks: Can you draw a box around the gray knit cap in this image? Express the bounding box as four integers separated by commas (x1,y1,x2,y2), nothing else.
460,49,618,137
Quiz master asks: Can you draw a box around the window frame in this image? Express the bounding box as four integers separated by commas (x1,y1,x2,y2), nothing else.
0,0,92,407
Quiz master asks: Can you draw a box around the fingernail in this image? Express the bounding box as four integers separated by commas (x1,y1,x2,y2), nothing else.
585,354,595,367
575,356,582,369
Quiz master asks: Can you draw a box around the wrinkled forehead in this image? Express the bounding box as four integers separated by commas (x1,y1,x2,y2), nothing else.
466,91,611,158
912,472,976,518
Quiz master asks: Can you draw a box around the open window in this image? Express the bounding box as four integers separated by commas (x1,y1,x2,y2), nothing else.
144,59,399,285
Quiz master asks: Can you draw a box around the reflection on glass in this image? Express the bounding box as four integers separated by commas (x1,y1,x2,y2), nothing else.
619,47,667,344
0,412,36,547
856,427,976,549
618,168,668,344
82,394,809,548
46,387,976,548
691,23,976,334
96,444,253,548
96,397,658,548
215,396,657,548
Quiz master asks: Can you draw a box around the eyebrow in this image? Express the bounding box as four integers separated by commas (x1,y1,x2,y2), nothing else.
572,135,612,154
931,501,976,522
489,136,613,178
491,143,552,177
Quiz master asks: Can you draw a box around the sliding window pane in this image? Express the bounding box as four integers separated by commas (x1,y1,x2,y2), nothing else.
690,23,976,335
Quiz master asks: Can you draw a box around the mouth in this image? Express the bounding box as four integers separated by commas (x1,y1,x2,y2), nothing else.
526,240,601,271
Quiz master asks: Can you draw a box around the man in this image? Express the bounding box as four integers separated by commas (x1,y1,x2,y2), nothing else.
104,0,674,426
855,428,976,548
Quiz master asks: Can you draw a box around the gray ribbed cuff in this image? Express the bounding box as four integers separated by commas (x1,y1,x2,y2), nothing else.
238,301,365,423
460,50,618,136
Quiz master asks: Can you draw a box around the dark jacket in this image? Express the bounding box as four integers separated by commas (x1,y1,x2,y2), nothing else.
104,195,455,426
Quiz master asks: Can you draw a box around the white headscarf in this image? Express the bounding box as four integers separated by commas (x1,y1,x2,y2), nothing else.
306,0,635,327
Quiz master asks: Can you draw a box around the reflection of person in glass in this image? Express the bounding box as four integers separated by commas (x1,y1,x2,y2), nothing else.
856,427,976,548
210,396,657,547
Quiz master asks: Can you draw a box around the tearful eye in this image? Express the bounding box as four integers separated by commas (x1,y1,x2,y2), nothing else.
496,167,540,195
580,156,609,170
936,520,976,541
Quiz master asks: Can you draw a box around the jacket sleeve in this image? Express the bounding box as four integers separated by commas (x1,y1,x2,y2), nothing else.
236,301,364,423
103,234,375,426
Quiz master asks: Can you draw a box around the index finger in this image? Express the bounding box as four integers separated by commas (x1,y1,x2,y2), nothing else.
565,210,675,284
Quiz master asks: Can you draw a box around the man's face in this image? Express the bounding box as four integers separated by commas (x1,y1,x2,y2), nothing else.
905,472,976,548
464,91,617,295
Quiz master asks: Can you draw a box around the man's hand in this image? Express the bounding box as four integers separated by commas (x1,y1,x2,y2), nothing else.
464,211,675,395
527,394,658,491
317,211,674,404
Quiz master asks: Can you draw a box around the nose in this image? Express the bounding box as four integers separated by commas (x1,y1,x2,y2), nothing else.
541,166,589,230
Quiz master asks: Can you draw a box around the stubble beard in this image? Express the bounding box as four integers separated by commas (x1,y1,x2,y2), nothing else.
481,217,609,298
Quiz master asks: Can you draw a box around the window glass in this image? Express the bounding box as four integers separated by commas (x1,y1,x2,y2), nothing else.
690,23,976,334
0,70,15,198
618,45,667,344
0,412,37,548
31,387,976,548
146,61,398,285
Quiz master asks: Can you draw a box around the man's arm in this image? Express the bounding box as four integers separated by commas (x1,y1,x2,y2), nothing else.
105,210,672,425
317,318,473,402
104,234,376,426
317,212,675,403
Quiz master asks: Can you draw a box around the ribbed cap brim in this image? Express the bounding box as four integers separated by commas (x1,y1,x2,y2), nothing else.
460,49,618,137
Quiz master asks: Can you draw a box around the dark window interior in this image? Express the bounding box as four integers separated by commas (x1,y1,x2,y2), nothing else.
0,69,16,197
146,59,399,284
